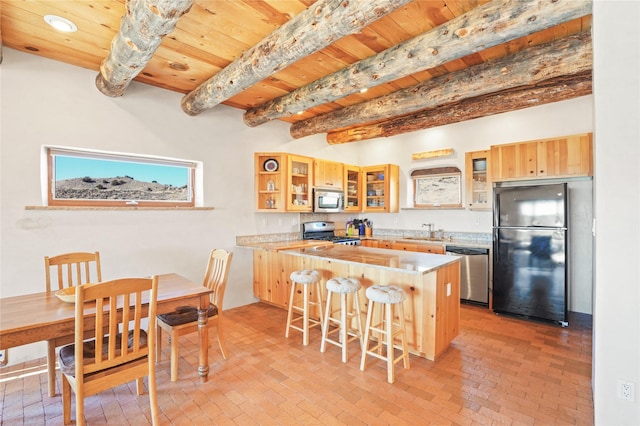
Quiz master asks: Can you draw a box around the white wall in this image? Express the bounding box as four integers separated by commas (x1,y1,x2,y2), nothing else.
592,0,640,424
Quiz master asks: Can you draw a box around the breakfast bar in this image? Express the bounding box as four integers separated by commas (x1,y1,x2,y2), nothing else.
252,244,461,361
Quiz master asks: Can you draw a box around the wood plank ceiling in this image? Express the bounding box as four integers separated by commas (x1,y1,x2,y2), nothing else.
0,0,593,144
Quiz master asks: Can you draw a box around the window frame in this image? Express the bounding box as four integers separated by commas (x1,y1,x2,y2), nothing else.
43,146,203,208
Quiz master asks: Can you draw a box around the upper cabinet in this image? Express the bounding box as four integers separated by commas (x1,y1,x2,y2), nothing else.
491,133,593,182
313,159,343,189
255,153,313,212
362,164,399,213
343,164,361,212
255,153,286,212
286,154,313,212
465,150,492,210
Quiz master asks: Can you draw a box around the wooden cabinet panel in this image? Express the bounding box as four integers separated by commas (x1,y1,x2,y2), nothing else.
491,133,593,182
465,150,492,210
537,133,593,178
392,242,419,251
362,164,399,213
286,154,313,212
344,164,361,212
314,159,343,189
415,244,445,255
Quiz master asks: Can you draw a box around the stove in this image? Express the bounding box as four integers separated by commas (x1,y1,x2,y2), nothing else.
302,221,361,246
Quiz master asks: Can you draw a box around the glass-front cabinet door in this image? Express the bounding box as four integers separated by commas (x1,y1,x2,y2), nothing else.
362,164,399,213
344,164,361,212
286,155,313,212
465,150,492,210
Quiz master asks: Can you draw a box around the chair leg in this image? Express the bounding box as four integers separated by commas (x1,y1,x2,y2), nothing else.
170,330,179,382
47,340,57,397
76,382,85,426
61,375,71,425
148,361,159,426
216,315,229,360
156,326,163,361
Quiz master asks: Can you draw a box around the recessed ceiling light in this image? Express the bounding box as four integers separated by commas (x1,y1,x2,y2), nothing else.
297,111,304,115
360,87,369,94
44,15,78,33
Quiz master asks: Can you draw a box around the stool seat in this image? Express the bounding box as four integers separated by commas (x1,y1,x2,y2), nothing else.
326,277,361,294
290,270,320,285
365,285,406,304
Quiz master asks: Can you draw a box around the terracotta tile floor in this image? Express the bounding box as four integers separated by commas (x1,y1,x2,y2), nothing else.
1,303,593,425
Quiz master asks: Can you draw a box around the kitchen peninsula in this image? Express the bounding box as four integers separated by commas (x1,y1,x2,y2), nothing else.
246,242,461,361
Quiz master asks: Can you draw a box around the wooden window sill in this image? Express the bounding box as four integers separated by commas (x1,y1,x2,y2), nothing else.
25,206,214,211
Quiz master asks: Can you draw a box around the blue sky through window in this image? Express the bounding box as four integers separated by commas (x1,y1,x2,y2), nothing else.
55,156,188,187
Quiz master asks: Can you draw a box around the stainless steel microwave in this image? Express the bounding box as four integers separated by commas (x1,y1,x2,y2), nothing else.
313,188,344,213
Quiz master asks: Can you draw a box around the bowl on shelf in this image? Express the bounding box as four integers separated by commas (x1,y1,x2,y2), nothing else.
377,173,385,180
375,189,383,196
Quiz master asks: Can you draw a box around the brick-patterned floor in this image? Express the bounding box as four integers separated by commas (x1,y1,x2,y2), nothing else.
1,303,593,425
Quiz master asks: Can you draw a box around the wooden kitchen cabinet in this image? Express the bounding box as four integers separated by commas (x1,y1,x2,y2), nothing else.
314,159,343,189
286,154,313,212
416,243,445,254
491,133,593,182
344,164,361,212
465,150,492,210
255,152,286,212
362,164,399,213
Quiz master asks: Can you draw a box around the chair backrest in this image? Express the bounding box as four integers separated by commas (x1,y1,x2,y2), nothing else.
203,249,233,310
45,251,102,292
74,277,158,377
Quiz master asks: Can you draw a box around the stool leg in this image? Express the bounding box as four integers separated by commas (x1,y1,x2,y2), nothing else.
320,290,333,353
285,282,297,338
340,292,348,363
360,301,374,371
385,303,395,384
353,291,364,350
397,302,410,369
315,281,325,335
302,283,310,346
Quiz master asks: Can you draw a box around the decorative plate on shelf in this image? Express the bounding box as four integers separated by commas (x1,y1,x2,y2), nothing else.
263,159,279,172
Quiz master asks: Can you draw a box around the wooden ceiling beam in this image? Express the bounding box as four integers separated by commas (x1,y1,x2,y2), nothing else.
243,0,592,128
291,31,592,139
326,72,593,144
96,0,194,97
180,0,412,116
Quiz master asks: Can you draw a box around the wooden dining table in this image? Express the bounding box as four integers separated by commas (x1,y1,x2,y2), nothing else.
0,273,214,383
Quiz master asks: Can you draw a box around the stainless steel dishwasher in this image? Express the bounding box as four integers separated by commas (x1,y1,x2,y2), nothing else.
446,246,489,306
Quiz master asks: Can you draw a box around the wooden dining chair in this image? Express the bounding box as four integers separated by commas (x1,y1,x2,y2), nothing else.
58,276,159,426
156,249,233,381
44,251,102,397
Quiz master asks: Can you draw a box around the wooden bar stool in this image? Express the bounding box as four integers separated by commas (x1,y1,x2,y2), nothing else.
320,277,364,363
360,285,410,383
285,270,324,346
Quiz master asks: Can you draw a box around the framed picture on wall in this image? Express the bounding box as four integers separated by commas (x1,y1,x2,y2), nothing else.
412,167,462,208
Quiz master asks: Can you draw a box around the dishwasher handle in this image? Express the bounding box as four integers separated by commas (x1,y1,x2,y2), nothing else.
445,246,489,256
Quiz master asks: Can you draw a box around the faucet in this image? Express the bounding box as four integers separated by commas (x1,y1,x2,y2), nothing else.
422,223,434,237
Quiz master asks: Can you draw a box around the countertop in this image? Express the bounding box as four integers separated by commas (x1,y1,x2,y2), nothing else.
281,244,460,275
236,239,333,251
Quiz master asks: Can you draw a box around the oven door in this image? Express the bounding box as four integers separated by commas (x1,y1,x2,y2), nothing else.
313,189,344,213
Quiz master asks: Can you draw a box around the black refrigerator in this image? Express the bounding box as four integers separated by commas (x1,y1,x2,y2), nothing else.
493,183,568,326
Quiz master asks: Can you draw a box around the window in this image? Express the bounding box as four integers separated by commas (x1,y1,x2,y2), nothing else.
44,146,202,207
412,167,462,208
